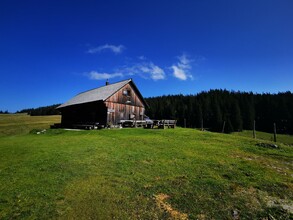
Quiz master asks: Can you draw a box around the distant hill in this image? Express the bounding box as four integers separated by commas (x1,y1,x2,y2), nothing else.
17,104,61,116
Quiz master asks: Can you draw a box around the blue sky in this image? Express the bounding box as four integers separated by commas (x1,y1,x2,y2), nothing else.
1,0,293,112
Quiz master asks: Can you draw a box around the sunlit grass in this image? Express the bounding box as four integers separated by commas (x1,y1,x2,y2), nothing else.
0,114,60,136
233,130,293,145
0,115,292,219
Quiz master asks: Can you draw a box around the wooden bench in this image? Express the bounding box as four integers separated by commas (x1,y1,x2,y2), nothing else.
119,120,147,128
158,120,177,129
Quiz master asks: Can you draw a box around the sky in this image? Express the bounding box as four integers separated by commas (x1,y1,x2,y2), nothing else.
1,0,293,112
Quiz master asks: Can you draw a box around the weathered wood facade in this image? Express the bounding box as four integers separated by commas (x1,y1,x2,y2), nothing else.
105,83,145,125
57,79,147,127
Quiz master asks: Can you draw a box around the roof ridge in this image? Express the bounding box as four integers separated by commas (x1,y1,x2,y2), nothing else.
56,78,133,109
77,78,131,95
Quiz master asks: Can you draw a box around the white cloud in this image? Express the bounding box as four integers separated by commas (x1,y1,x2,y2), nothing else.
122,62,165,80
87,44,125,54
171,65,188,80
88,71,123,80
178,54,192,69
138,63,165,80
171,54,193,80
85,53,199,82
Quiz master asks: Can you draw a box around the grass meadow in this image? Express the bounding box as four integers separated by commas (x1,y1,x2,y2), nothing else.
232,130,293,146
0,114,292,219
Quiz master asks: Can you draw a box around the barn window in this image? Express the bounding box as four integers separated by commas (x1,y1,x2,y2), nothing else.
123,89,131,96
123,89,132,104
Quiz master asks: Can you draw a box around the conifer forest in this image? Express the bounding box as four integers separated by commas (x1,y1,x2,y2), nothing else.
145,90,293,134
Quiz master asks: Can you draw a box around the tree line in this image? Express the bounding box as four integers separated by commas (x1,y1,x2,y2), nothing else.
145,90,293,134
0,110,10,114
14,90,293,134
17,104,61,116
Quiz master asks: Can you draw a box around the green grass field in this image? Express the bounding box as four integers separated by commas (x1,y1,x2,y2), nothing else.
232,130,293,146
0,114,292,219
0,114,61,137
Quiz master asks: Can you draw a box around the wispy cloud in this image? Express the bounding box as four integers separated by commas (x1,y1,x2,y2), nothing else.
140,62,165,80
87,44,125,54
85,53,199,82
122,62,165,80
171,66,189,80
88,71,123,80
171,54,193,80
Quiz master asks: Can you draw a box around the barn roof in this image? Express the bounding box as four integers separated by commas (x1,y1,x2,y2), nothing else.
57,79,147,109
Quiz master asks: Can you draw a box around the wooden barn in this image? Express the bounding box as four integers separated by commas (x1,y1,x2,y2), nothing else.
57,79,148,128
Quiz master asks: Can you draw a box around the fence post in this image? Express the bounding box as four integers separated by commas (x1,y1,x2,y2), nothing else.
253,120,256,139
273,123,277,142
201,118,204,131
184,118,186,128
222,121,226,133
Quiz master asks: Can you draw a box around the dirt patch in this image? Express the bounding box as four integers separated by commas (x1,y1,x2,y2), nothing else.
196,213,207,220
263,194,293,214
232,186,293,215
142,159,152,164
232,186,262,212
265,164,291,176
154,193,188,220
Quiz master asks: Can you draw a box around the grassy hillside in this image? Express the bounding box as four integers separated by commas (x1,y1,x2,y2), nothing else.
0,114,60,137
0,115,292,219
233,130,293,146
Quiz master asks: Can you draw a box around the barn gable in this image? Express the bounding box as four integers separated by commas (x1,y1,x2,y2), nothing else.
105,82,146,107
